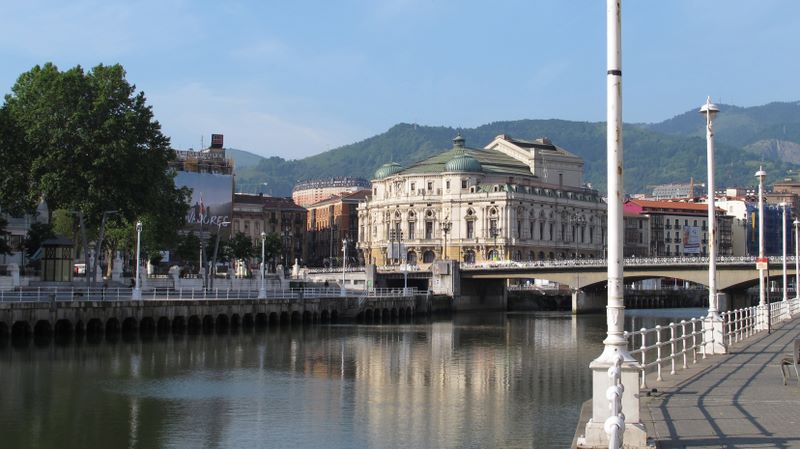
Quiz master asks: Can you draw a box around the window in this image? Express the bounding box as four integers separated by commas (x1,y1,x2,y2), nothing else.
446,180,450,190
425,221,433,239
423,250,435,263
685,219,689,226
466,220,474,239
461,180,467,189
427,181,433,191
410,182,415,191
517,221,522,238
693,219,698,226
407,222,415,240
638,220,643,229
549,223,553,241
529,222,534,240
489,219,498,237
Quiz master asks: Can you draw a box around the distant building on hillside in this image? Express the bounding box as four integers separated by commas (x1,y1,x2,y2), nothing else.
292,177,370,208
650,181,704,200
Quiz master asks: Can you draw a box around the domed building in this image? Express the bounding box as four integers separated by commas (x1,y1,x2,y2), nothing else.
357,134,607,266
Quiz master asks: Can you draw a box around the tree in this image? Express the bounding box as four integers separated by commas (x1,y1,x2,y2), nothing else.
1,63,189,282
175,232,201,268
0,217,11,256
228,232,254,261
23,222,54,259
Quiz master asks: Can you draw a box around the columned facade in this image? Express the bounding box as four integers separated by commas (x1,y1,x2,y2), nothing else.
358,135,606,267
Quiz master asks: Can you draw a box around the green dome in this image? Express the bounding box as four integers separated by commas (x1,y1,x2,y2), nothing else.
374,162,403,179
444,153,482,173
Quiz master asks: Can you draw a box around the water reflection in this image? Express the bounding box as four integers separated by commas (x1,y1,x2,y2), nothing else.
0,310,699,449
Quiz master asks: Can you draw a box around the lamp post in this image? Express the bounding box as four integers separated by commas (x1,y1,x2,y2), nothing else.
258,232,266,299
756,166,767,329
795,218,799,303
132,221,142,300
209,220,231,291
441,218,452,260
571,214,587,259
489,223,500,261
388,229,396,266
700,97,725,354
581,1,647,447
780,203,789,312
341,237,347,297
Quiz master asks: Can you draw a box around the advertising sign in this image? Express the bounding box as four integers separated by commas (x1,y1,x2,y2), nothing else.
174,171,233,236
682,226,701,254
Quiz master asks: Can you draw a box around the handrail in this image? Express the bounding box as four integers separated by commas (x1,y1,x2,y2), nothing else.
0,286,419,303
461,255,796,270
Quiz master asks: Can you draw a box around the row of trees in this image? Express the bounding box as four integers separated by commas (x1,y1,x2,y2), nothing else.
0,62,190,275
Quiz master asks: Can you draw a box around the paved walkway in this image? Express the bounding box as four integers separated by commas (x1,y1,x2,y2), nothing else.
643,316,800,448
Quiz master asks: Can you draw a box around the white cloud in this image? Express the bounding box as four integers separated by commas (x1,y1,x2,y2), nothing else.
149,82,365,159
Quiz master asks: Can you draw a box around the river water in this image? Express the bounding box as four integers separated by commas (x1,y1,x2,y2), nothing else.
0,309,704,449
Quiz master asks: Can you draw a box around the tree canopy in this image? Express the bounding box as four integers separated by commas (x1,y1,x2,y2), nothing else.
0,63,188,238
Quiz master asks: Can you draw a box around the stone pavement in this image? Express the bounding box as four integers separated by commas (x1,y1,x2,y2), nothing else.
642,316,800,448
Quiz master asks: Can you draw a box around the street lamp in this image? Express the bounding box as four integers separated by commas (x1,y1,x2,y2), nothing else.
441,218,452,260
780,203,789,308
571,214,587,259
258,232,266,299
341,237,348,297
209,220,231,291
490,223,500,261
756,166,767,328
132,221,142,300
701,97,724,354
795,218,800,303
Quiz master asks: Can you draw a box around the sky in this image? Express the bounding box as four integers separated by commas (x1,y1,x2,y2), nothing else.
1,0,798,160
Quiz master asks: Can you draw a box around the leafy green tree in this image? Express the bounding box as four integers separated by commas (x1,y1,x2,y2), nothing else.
228,232,254,261
0,217,11,256
23,222,54,259
175,232,201,267
1,63,190,280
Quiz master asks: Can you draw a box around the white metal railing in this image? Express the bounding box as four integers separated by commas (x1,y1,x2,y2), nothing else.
625,300,798,388
605,354,625,449
461,255,794,271
0,286,419,303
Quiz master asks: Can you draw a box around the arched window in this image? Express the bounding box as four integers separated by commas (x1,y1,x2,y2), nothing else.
407,251,417,266
423,250,435,263
463,250,475,264
488,250,499,261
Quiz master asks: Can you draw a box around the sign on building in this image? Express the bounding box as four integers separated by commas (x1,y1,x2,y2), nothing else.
174,171,233,236
683,226,701,254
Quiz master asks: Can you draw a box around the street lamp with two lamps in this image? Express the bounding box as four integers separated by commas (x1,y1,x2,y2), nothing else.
756,166,768,329
132,221,143,300
258,232,267,299
441,218,452,260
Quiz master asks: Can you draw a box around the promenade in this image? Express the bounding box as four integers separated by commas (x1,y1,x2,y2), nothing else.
642,315,800,448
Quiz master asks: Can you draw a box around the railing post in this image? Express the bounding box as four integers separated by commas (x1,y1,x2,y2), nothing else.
656,325,663,381
669,323,676,375
639,329,647,389
680,320,688,369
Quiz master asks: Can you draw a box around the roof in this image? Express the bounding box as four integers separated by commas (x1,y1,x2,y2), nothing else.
399,144,533,177
626,199,725,214
496,135,579,159
233,193,306,211
306,189,371,209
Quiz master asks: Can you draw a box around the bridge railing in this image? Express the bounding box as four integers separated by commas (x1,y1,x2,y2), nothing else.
0,286,420,303
461,255,795,270
625,299,798,388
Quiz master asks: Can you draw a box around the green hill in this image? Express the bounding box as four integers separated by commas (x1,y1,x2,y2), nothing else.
233,116,797,197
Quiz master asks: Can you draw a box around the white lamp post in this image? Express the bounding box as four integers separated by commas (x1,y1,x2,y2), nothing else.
341,237,347,297
582,1,647,447
756,167,768,329
780,203,789,318
795,218,799,304
700,97,725,354
258,232,266,299
132,221,142,300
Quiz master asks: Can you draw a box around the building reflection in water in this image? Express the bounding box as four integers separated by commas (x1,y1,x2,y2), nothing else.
0,310,697,449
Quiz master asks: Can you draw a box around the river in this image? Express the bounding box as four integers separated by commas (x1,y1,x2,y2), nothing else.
0,308,704,449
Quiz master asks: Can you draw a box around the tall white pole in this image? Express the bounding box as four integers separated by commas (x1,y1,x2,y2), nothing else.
341,238,347,297
795,218,799,302
132,221,142,300
581,1,647,447
781,203,788,304
603,0,627,357
258,232,266,299
757,167,766,309
701,97,719,319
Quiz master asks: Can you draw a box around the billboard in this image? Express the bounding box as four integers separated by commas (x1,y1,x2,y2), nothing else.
682,226,701,254
175,171,233,236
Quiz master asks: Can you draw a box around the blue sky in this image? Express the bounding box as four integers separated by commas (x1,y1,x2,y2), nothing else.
1,1,798,159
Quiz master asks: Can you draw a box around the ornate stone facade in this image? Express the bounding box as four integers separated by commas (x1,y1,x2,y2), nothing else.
357,135,607,266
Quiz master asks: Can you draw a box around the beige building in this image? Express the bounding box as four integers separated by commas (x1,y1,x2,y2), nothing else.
357,135,606,266
292,177,370,208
